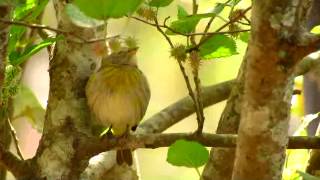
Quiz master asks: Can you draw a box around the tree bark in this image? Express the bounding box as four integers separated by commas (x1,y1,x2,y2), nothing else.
202,52,247,180
0,4,12,180
31,1,138,179
232,1,314,180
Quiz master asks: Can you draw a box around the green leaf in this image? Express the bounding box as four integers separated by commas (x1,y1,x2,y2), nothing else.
239,32,250,43
27,0,49,21
73,0,143,19
167,139,209,168
8,25,26,53
13,0,48,20
13,0,36,20
177,5,188,19
9,36,61,66
165,17,200,35
166,4,227,35
199,34,238,59
212,3,225,15
148,0,173,7
297,171,320,180
311,25,320,34
13,84,45,132
65,3,104,28
166,6,200,35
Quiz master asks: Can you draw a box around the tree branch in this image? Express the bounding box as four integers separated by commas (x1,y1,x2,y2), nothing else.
139,56,320,134
130,15,250,37
79,133,320,160
0,144,29,178
0,18,118,43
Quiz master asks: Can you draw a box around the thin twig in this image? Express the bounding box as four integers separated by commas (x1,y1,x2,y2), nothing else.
189,0,205,134
200,0,231,42
192,54,205,134
191,6,252,51
0,18,117,44
0,18,66,33
190,0,198,45
6,118,24,161
153,14,201,132
153,17,174,48
131,15,250,36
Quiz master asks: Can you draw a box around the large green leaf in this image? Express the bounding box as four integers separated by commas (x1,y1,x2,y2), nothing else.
148,0,173,7
199,34,237,59
10,36,61,66
167,139,209,168
73,0,143,19
13,84,45,132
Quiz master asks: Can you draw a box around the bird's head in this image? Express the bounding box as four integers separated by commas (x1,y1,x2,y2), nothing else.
101,47,138,67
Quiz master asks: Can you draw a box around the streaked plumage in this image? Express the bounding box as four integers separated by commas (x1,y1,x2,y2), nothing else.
85,49,150,165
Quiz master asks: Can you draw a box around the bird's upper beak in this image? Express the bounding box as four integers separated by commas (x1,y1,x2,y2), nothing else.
128,47,139,56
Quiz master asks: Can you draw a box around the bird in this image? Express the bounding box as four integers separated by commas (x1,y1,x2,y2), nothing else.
85,47,150,165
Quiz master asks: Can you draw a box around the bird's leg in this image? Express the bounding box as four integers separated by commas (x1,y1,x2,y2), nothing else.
100,125,114,139
123,125,131,138
106,126,113,136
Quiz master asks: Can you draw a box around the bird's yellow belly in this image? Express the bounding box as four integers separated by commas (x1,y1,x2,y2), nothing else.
93,92,139,134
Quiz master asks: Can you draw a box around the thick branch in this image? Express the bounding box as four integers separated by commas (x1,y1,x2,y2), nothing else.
139,56,320,134
139,80,233,133
0,144,29,178
78,133,320,159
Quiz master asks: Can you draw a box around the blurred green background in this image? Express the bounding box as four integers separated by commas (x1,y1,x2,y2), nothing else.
11,0,250,179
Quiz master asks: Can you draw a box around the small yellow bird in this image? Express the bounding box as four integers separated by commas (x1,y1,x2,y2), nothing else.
86,47,150,165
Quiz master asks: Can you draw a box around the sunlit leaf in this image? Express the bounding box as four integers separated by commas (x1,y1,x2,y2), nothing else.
148,0,173,7
7,26,27,60
166,6,200,35
167,139,209,168
165,18,200,35
73,0,143,19
199,34,237,59
9,36,61,66
13,84,45,132
239,32,250,43
311,25,320,34
13,0,48,20
177,5,188,19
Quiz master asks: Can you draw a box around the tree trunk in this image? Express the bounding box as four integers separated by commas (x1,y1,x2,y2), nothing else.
232,1,313,180
32,1,138,179
0,4,12,180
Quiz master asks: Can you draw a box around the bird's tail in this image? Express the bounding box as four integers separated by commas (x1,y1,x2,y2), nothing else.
116,149,133,165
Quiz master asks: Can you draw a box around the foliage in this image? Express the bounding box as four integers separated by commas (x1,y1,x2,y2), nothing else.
167,139,209,177
4,0,319,180
167,139,209,168
199,35,238,59
13,85,45,132
73,0,143,19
